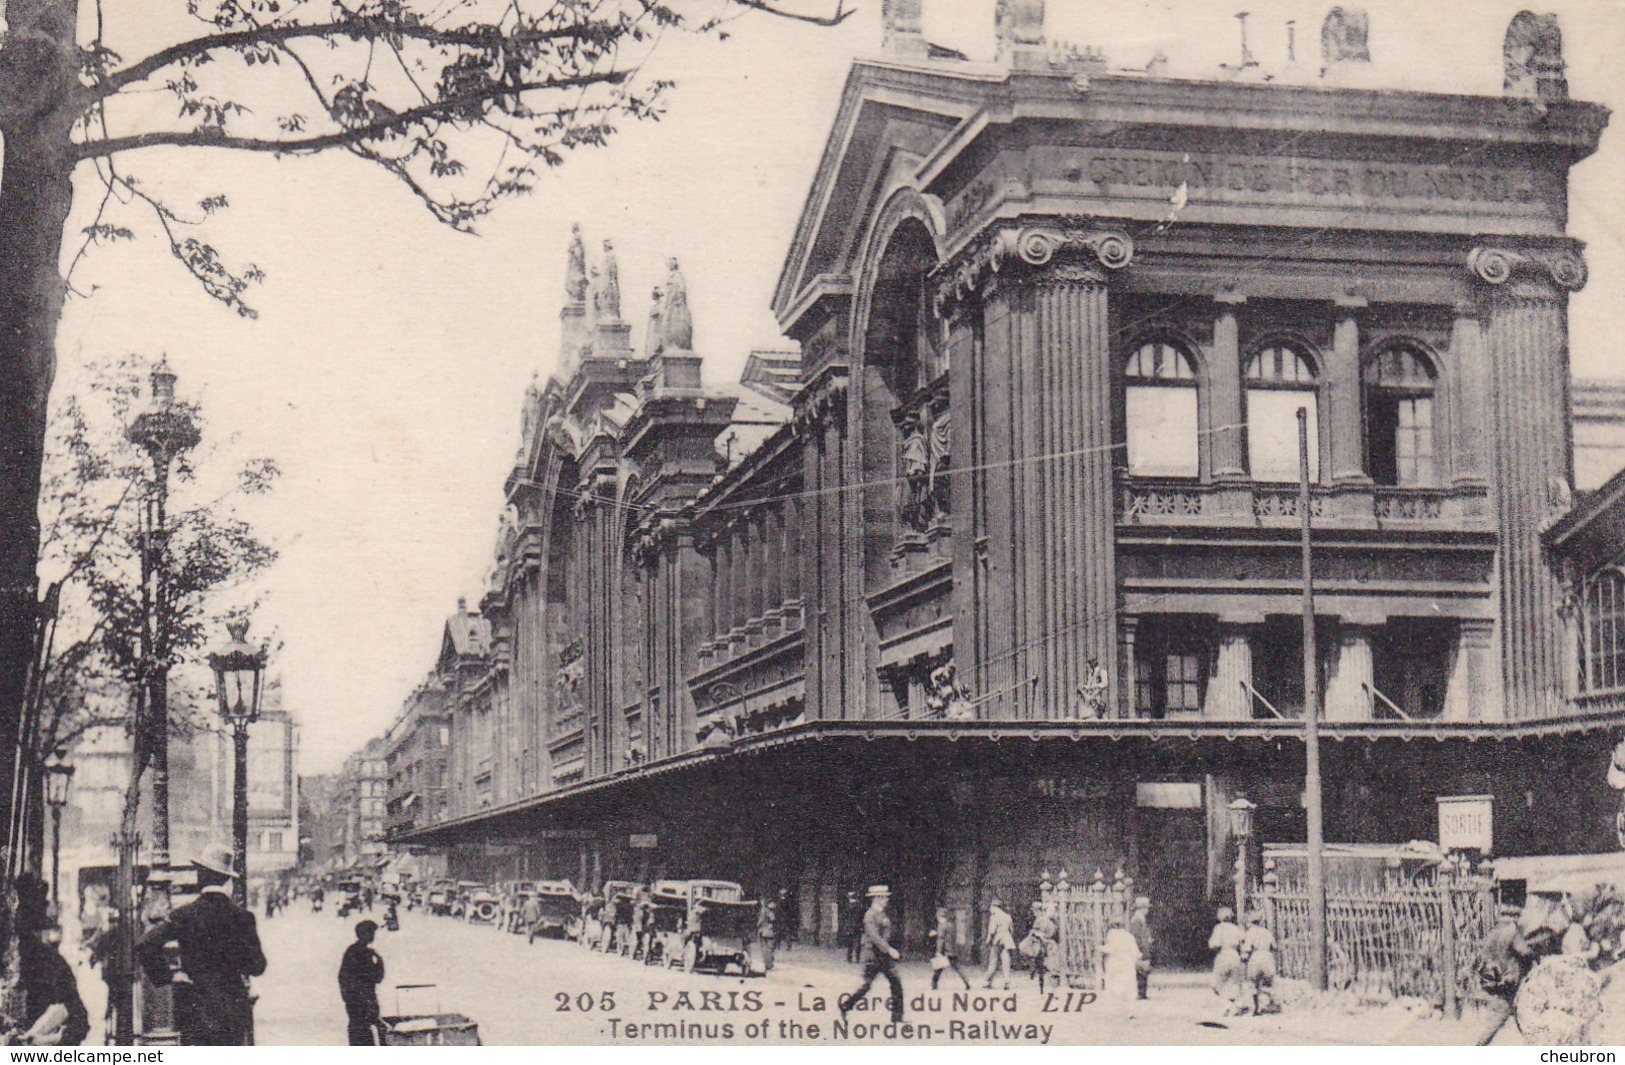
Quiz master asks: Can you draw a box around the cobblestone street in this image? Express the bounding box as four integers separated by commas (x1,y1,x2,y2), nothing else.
79,905,1475,1046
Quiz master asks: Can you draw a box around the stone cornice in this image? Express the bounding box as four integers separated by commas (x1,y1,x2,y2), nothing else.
933,217,1134,313
1467,237,1587,294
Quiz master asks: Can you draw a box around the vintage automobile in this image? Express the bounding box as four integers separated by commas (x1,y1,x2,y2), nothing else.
528,880,580,941
643,880,692,968
426,879,457,917
599,880,643,954
449,881,485,919
681,880,761,976
465,886,502,925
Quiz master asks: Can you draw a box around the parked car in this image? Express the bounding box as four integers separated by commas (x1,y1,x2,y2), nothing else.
466,887,502,925
528,880,580,941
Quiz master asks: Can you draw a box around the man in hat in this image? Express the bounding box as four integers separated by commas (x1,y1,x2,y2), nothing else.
1128,896,1154,1000
983,897,1014,990
138,844,267,1045
840,886,904,1023
843,890,865,963
339,919,387,1045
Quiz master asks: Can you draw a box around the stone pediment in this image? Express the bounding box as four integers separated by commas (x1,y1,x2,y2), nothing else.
771,60,988,331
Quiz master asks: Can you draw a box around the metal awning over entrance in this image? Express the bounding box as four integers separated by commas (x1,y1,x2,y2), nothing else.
397,709,1625,846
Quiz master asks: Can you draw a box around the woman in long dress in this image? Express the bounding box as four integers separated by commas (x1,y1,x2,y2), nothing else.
1209,905,1246,1014
1101,915,1141,1014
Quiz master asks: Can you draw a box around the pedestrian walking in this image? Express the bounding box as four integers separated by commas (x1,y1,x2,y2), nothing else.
983,897,1014,990
339,919,387,1045
1207,905,1246,1015
1128,896,1154,1000
1100,914,1142,1016
1240,908,1277,1014
777,888,798,953
929,907,972,991
137,844,267,1045
15,875,89,1047
840,885,904,1024
757,894,778,973
1026,901,1062,995
522,892,543,944
843,890,864,963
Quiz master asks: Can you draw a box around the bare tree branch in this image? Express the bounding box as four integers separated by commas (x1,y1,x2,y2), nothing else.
93,17,617,99
75,69,630,160
722,0,853,27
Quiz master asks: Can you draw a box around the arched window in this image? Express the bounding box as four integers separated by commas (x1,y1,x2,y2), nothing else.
1364,344,1437,487
1583,567,1625,693
1124,340,1199,478
1245,343,1319,482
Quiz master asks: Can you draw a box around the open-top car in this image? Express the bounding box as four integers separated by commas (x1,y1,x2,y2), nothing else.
599,880,642,954
681,880,760,976
644,880,691,967
426,879,457,916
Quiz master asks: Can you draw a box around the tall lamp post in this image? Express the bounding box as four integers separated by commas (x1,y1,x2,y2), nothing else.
43,753,73,908
126,359,200,883
209,620,266,907
1229,797,1256,918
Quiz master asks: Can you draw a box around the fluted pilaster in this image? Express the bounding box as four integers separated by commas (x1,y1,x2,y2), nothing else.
1471,239,1586,718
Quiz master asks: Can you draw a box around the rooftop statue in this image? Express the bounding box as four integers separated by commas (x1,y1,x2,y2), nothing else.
645,285,665,357
565,223,588,303
662,258,693,352
1320,6,1370,70
1504,11,1567,101
595,239,623,321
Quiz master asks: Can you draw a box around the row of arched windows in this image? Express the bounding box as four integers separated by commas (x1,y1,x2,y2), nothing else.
1123,337,1439,486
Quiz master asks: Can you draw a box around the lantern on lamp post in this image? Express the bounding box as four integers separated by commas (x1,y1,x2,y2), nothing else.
43,752,74,907
1229,797,1257,918
209,619,266,906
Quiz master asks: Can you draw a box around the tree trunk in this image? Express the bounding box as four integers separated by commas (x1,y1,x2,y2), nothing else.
0,114,78,869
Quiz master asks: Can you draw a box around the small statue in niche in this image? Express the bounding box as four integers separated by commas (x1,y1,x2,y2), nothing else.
1504,11,1567,101
926,660,974,720
899,413,932,533
1077,657,1110,719
928,409,952,522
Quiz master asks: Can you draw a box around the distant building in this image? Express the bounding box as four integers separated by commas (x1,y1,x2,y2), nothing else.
385,675,452,837
339,738,389,866
297,772,343,870
209,686,300,883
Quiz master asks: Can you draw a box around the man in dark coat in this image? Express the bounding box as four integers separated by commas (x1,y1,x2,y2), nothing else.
339,919,387,1045
14,875,89,1046
1128,896,1155,1000
839,885,904,1023
137,844,267,1045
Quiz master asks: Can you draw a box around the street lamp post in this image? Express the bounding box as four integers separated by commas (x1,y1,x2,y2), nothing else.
126,359,200,883
209,620,267,907
1228,797,1256,918
43,753,73,908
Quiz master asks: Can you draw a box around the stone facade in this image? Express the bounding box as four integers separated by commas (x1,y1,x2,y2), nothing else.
402,4,1625,962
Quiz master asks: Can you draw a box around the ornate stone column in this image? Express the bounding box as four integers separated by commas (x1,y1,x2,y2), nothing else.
933,220,1131,720
1444,618,1502,722
1328,296,1369,486
1209,292,1247,480
1469,239,1586,718
1117,615,1139,719
1203,622,1256,721
1323,622,1374,722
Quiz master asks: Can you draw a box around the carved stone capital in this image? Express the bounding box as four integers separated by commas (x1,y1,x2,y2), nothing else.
1467,242,1587,293
933,219,1134,313
793,373,849,433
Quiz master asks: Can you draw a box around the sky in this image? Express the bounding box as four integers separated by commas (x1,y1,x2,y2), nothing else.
51,0,1625,772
